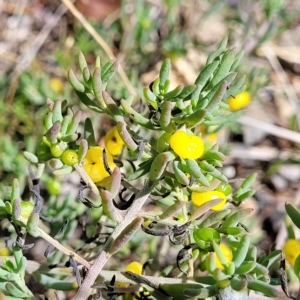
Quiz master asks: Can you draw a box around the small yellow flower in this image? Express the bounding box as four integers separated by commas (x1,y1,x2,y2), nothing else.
0,247,10,256
105,127,124,156
49,78,64,94
214,244,233,270
116,261,143,288
191,191,227,211
228,91,251,111
207,133,218,144
283,239,300,265
84,146,116,185
170,131,204,159
126,261,143,275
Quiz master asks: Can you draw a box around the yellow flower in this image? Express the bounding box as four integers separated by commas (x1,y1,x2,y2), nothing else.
170,131,204,159
214,244,233,270
105,126,124,156
49,78,64,94
283,239,300,265
228,91,251,111
116,261,143,288
191,191,227,211
84,146,116,185
0,247,10,256
125,261,143,275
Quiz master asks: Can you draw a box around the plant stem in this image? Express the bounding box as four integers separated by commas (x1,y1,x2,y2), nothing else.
74,182,154,299
39,229,91,269
74,164,100,197
74,251,110,300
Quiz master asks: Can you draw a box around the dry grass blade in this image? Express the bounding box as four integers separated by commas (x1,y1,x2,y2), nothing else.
5,3,68,103
61,0,138,99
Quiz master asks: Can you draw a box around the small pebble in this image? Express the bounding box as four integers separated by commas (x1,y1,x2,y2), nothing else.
270,174,288,191
278,164,300,182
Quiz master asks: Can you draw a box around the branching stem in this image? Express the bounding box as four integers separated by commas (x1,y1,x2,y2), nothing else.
74,182,154,299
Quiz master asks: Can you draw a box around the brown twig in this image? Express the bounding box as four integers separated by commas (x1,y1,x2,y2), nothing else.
237,115,300,144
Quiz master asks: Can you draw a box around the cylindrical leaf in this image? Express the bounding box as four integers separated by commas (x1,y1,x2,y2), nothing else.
26,213,40,237
109,217,143,255
23,151,39,164
186,159,210,187
173,160,190,186
206,81,228,112
121,99,156,129
186,109,207,126
247,280,278,298
149,152,176,182
67,110,82,135
92,68,105,108
103,91,123,122
159,201,186,220
232,235,250,267
220,208,253,230
159,58,171,89
235,261,256,275
68,69,85,92
230,277,247,292
52,100,63,123
79,52,88,73
101,190,123,223
159,101,172,129
108,167,121,198
198,209,231,227
117,121,137,151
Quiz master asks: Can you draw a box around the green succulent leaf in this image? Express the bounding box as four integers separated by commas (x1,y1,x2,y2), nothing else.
247,280,278,298
74,90,103,113
160,283,216,300
127,159,154,181
294,253,300,279
230,277,248,292
220,208,253,231
285,203,300,230
232,235,250,268
193,228,220,250
33,273,78,291
159,58,171,90
101,60,118,84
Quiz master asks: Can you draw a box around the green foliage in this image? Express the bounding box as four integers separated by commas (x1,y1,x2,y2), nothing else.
2,1,299,298
7,42,275,299
0,244,34,299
